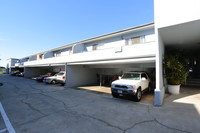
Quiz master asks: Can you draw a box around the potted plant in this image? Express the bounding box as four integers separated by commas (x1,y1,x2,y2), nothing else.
164,53,187,95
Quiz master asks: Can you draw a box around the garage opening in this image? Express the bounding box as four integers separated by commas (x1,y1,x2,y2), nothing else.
24,64,65,78
10,67,24,75
66,58,156,104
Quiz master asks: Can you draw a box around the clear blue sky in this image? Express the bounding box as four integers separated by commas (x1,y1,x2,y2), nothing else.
0,0,154,67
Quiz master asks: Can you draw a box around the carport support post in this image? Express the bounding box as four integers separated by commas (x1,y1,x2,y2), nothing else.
100,74,102,88
154,30,165,106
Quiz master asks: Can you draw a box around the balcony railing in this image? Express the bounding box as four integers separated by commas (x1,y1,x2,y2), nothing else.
24,41,156,66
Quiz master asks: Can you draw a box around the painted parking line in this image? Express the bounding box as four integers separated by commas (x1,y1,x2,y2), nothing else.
0,102,16,133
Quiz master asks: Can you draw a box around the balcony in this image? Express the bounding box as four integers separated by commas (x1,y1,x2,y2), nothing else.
67,41,156,63
24,41,156,67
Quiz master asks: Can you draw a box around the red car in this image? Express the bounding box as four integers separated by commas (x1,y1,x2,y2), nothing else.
36,73,55,82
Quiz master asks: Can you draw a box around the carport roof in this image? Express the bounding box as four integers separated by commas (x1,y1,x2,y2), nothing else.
67,56,155,68
159,19,200,49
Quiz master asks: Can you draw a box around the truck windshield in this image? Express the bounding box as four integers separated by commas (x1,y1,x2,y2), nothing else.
121,73,140,80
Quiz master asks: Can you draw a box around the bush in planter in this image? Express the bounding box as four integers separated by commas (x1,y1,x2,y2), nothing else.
164,53,187,85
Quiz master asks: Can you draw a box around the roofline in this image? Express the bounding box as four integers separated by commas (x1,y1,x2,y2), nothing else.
20,22,154,59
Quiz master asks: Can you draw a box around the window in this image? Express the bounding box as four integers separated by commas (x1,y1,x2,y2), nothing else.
92,44,97,51
122,73,140,80
54,51,61,57
131,37,141,44
129,36,145,45
141,73,148,79
92,43,105,51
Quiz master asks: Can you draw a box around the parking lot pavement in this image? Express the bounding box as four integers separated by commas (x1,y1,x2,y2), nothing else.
0,74,200,133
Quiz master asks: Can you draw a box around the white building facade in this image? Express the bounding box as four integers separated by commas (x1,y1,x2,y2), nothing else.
7,0,200,106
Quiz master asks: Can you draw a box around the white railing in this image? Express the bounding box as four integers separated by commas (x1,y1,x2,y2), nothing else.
24,41,156,66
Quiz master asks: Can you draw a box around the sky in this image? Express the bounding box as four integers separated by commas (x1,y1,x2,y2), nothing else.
0,0,154,67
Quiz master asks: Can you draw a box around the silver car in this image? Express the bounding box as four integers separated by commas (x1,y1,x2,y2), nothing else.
43,73,58,84
55,71,66,86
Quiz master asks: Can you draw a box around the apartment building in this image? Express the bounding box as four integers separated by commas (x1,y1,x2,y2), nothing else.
6,0,200,106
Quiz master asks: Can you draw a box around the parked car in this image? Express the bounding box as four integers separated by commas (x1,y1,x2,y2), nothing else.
111,72,151,102
36,72,55,82
55,71,66,86
16,72,24,77
10,70,20,76
43,73,59,84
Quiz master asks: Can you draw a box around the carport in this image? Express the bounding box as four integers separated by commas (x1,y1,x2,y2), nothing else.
10,66,24,73
65,57,156,103
24,64,65,78
158,19,200,98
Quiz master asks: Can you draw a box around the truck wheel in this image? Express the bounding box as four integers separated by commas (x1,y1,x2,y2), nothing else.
112,92,119,98
135,89,142,102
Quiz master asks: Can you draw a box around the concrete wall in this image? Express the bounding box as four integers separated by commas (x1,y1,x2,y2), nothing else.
24,67,49,78
52,66,65,72
96,67,154,79
154,0,200,28
65,65,97,87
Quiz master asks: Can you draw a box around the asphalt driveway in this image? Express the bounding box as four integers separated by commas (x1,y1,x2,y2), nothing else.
0,74,199,133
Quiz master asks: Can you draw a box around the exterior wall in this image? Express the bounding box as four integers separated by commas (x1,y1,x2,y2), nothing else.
24,41,156,66
85,29,155,52
68,41,156,63
65,65,97,87
154,0,200,106
52,66,65,72
24,67,43,78
61,48,72,56
95,67,153,76
6,58,19,73
154,0,200,28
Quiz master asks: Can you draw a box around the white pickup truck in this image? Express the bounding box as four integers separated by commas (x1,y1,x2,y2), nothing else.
111,72,151,102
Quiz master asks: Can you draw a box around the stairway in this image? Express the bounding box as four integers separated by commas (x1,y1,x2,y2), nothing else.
185,78,200,86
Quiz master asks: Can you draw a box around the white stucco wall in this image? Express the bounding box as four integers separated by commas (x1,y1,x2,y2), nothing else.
24,41,156,67
85,29,155,52
154,0,200,28
65,65,97,87
61,48,72,56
